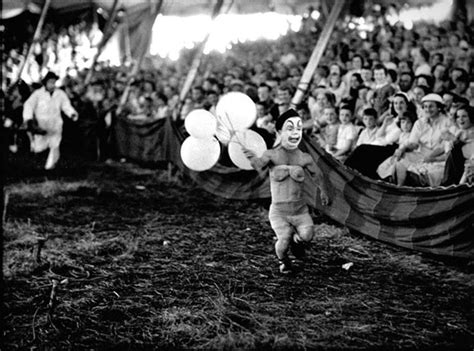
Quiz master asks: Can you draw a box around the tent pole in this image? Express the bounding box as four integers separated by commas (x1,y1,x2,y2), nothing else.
177,0,225,112
117,0,163,115
290,0,345,108
85,0,120,85
123,14,132,65
14,0,52,85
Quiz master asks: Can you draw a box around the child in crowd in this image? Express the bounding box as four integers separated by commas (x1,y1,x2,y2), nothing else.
317,106,340,152
244,109,330,274
355,108,378,147
327,104,359,161
377,112,416,181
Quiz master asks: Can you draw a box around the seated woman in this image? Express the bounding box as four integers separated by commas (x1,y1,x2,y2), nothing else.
377,111,416,181
442,105,474,185
344,92,415,179
393,94,455,187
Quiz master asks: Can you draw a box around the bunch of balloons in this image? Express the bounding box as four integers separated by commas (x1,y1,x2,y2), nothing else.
180,92,267,172
215,92,267,170
180,109,220,171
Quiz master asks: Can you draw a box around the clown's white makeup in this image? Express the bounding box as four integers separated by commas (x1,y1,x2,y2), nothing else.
279,117,302,150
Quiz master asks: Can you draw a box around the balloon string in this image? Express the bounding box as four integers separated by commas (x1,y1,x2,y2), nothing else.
223,112,244,147
219,114,233,135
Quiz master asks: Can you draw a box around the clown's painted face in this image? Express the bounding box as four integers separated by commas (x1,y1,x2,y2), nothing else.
279,117,302,150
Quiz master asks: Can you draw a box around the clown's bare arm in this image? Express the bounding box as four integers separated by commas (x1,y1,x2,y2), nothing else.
303,153,330,206
243,149,274,170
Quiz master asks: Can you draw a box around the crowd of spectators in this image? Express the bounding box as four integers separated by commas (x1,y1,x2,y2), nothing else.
2,3,474,186
3,20,102,88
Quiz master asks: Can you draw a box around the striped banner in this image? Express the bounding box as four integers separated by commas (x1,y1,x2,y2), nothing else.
113,117,474,258
302,138,474,259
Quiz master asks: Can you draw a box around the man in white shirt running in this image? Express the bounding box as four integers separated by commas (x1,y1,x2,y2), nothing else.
23,72,78,170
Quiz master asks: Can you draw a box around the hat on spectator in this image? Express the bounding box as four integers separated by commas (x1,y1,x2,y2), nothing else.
230,79,244,87
421,93,444,105
41,71,59,85
459,40,469,50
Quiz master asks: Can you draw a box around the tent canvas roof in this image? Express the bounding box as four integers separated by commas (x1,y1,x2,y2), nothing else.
3,0,441,18
2,0,324,18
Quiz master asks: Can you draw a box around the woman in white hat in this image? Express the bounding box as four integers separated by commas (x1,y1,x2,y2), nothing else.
393,93,455,186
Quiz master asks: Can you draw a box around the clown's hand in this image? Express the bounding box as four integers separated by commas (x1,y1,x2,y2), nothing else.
242,147,256,160
320,190,330,206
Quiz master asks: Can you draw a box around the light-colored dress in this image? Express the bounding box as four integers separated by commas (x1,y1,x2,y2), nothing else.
399,115,454,187
377,132,411,180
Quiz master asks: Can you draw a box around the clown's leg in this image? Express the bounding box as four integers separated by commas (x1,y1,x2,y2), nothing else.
269,217,294,274
274,228,293,262
274,226,294,274
291,212,314,260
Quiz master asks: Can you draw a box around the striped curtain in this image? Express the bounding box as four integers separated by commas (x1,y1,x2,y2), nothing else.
113,117,474,258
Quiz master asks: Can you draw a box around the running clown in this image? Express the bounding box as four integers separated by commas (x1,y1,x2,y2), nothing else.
244,109,330,274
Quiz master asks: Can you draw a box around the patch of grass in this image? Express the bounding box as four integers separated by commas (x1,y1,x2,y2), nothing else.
6,180,94,198
3,162,474,350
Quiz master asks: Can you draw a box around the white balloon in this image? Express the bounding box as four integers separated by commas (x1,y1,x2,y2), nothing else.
180,136,221,171
228,130,267,170
216,92,257,132
184,109,217,139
